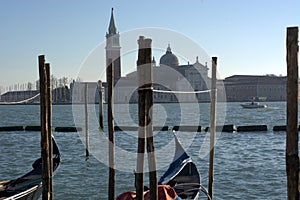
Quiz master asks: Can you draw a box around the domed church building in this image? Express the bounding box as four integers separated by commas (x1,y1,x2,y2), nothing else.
113,42,211,103
159,44,179,67
103,8,211,103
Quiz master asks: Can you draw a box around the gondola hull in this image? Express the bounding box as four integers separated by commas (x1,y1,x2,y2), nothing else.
2,184,42,200
158,134,208,200
0,137,60,200
117,133,211,200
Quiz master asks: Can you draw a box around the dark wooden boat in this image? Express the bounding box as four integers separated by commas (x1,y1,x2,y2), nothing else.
0,137,61,200
158,133,211,200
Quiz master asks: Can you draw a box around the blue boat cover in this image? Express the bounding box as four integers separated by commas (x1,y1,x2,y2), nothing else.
158,134,200,199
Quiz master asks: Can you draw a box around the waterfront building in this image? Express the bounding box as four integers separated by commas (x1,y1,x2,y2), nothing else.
224,75,287,102
70,81,103,104
103,9,211,103
0,86,71,104
0,90,39,104
110,44,211,103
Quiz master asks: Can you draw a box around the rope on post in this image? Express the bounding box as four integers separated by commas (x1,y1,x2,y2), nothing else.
152,89,211,94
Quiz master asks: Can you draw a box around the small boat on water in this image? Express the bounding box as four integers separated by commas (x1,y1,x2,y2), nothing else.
158,133,211,200
240,101,267,109
117,133,211,200
0,137,61,200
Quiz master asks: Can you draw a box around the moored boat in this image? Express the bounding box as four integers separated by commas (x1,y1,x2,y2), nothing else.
117,133,211,200
0,137,60,200
158,133,211,200
240,101,267,109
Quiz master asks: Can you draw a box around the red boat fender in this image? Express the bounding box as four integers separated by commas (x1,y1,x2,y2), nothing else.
117,185,180,200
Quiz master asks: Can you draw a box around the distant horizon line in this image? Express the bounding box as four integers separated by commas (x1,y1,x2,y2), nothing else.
0,73,288,87
0,73,288,94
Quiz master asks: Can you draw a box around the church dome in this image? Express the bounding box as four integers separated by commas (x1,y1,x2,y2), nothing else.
159,44,179,67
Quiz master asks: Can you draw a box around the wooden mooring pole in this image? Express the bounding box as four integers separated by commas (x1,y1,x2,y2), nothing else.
84,82,89,158
143,37,157,200
136,37,146,200
208,57,217,199
45,63,53,199
136,36,157,200
98,81,104,130
39,55,53,200
107,59,116,200
286,26,299,200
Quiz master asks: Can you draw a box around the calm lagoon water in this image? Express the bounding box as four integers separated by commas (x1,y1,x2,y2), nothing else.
0,102,291,199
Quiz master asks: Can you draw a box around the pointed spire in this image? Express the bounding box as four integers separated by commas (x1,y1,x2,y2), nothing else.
166,43,172,53
152,56,156,66
108,8,117,34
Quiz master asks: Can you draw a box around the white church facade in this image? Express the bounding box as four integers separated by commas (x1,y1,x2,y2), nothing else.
104,9,212,103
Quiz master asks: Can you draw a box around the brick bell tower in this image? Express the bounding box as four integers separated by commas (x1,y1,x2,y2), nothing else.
106,8,121,81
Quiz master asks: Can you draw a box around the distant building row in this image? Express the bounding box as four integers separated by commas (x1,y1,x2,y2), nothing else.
0,87,71,104
223,75,288,102
0,74,295,104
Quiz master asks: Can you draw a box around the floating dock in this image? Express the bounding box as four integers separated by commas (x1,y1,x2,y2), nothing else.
0,126,82,132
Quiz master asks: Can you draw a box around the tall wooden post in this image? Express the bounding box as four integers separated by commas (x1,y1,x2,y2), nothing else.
107,59,115,200
45,63,53,199
286,26,299,200
39,55,52,200
84,83,89,158
208,57,217,199
136,36,157,200
144,42,157,200
98,81,104,130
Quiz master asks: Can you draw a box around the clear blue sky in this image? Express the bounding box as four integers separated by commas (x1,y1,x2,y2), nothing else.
0,0,299,88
